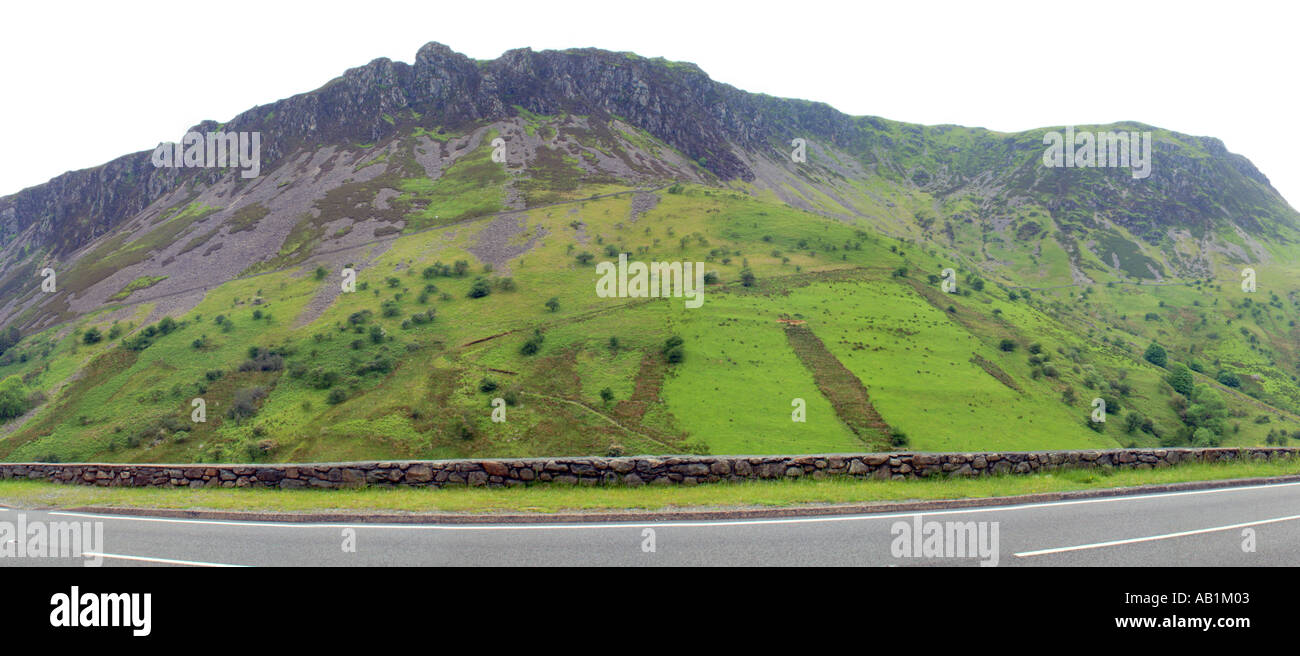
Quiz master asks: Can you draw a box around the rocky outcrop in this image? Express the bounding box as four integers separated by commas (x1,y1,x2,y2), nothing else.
1,448,1294,489
3,42,1296,327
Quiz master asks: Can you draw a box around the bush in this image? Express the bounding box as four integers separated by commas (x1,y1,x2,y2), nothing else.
1192,427,1221,447
0,326,20,356
123,333,154,351
520,330,545,356
308,368,340,390
239,352,284,372
326,388,348,405
545,297,560,312
467,277,492,298
1124,412,1145,434
0,375,28,420
998,339,1017,352
226,386,268,421
740,269,756,287
1143,343,1167,367
1216,370,1241,388
1166,363,1195,397
354,357,394,376
82,327,103,345
889,430,909,447
479,377,499,393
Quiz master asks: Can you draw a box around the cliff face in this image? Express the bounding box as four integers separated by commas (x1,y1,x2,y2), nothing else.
1,41,1296,326
0,43,821,259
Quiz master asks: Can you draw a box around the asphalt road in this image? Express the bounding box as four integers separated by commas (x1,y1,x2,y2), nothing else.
3,481,1298,566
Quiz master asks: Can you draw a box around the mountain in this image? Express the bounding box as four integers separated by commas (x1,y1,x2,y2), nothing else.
1,42,1298,464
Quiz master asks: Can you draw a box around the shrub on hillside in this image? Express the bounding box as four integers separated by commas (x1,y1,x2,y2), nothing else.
308,368,340,390
239,352,284,372
226,386,268,421
889,430,909,447
1216,370,1241,388
467,277,492,299
1143,343,1167,367
0,375,28,421
1166,363,1195,397
520,330,545,356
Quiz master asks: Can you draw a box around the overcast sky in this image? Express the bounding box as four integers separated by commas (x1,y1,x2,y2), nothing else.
2,0,1296,207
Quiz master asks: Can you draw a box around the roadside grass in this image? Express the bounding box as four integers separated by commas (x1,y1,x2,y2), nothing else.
1,458,1297,515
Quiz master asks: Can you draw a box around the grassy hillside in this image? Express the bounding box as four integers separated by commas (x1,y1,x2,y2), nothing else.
3,177,1298,463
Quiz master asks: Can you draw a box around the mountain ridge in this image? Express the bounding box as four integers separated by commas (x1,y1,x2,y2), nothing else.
4,42,1292,266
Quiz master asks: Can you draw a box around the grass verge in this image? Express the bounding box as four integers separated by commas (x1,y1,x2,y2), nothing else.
1,458,1298,515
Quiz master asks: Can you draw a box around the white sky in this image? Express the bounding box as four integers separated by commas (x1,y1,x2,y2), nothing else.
2,0,1296,207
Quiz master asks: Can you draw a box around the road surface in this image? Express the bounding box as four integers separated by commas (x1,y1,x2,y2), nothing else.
3,481,1297,566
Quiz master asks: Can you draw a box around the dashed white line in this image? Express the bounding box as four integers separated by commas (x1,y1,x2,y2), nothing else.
1015,513,1300,557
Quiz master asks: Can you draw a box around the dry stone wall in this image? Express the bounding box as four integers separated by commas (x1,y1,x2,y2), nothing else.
1,448,1296,489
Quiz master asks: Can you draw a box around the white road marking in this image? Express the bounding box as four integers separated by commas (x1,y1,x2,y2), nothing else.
1015,513,1300,557
83,552,249,567
45,480,1300,531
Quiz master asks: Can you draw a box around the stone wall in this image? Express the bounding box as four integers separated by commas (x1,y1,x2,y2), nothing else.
1,447,1296,489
